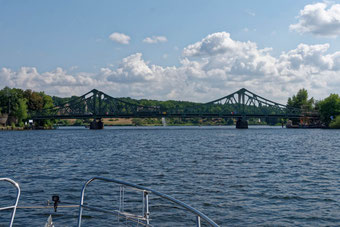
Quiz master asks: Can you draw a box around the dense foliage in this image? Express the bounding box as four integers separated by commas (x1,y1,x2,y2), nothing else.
0,87,54,127
286,88,314,125
317,94,340,128
287,88,314,111
330,116,340,129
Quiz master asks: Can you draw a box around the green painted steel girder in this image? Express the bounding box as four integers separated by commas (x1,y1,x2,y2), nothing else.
30,88,318,120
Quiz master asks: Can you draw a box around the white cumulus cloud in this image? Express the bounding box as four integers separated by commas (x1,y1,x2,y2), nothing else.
109,32,131,44
143,36,168,44
2,32,340,103
290,2,340,37
104,53,154,83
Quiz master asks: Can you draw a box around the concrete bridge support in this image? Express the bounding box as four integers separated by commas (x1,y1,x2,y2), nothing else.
90,119,104,130
236,117,248,129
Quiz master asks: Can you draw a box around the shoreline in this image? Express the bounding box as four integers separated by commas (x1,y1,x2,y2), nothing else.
0,126,26,131
0,124,332,131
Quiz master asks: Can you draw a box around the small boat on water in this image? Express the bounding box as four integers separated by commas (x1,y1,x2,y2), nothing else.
0,177,219,227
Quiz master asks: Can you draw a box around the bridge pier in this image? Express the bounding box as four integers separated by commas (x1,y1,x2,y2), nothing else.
236,117,248,129
90,119,104,130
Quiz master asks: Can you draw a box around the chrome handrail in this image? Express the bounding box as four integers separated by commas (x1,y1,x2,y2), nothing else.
77,176,219,227
0,178,21,227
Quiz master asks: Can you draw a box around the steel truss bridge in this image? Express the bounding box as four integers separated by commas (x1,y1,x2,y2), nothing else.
30,88,318,123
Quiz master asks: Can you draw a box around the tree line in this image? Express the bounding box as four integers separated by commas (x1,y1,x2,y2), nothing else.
0,86,339,128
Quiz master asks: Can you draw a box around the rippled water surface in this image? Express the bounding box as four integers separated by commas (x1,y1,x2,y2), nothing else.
1,126,340,226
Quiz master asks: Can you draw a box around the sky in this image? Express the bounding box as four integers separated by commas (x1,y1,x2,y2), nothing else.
1,0,340,103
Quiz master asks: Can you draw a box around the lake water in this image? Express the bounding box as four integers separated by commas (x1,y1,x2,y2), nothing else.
1,126,340,226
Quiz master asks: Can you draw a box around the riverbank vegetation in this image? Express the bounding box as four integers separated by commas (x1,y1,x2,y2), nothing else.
286,89,340,128
317,94,340,128
0,87,54,128
1,86,340,128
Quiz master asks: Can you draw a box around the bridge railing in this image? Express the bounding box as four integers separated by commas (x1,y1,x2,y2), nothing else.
77,177,220,227
0,178,21,227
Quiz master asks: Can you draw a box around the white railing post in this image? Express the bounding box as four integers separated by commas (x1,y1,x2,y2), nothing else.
196,216,201,227
144,191,150,224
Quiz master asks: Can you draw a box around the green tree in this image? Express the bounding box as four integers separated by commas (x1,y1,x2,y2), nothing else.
41,92,54,109
0,87,28,125
317,94,340,126
22,89,55,127
13,98,28,124
73,119,83,126
330,116,340,129
132,118,142,126
287,88,314,110
24,89,44,111
0,87,11,114
0,87,24,114
287,88,315,125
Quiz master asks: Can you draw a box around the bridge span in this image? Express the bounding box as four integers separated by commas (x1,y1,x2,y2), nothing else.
30,88,318,129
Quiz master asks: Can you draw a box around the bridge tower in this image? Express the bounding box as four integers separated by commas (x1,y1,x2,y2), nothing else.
90,89,104,129
236,89,248,129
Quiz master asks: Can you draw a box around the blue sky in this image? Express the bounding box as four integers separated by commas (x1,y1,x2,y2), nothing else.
1,1,340,102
